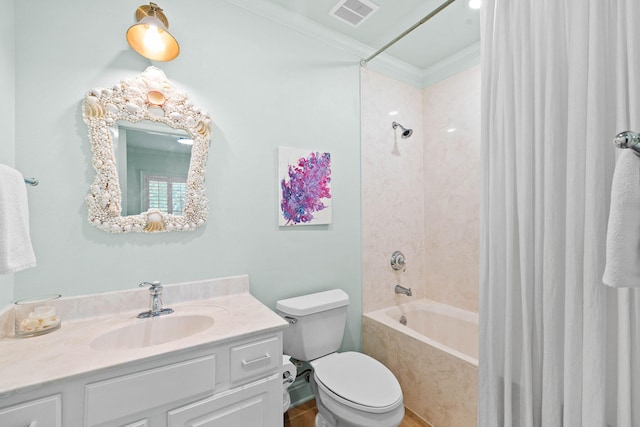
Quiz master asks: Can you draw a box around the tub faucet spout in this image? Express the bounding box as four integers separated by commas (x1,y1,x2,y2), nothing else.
395,284,412,296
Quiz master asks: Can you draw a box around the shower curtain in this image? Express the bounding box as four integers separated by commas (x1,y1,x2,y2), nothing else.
479,1,640,426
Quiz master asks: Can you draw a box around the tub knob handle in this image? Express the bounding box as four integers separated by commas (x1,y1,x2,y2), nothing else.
390,250,407,272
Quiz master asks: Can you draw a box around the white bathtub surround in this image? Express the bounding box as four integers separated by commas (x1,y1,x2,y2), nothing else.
480,1,640,426
0,275,287,397
363,300,478,426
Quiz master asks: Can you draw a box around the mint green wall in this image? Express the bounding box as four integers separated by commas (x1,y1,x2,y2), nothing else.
0,0,16,305
11,0,362,350
0,0,14,168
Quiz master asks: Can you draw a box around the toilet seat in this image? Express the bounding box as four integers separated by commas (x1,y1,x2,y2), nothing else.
312,352,403,414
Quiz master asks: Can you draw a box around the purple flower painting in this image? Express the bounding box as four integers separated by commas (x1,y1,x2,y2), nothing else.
278,147,332,226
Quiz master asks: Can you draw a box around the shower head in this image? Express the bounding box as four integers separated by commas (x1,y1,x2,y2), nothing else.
392,121,413,138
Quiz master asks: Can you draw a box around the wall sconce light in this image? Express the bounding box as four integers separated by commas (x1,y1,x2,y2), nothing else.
126,3,180,62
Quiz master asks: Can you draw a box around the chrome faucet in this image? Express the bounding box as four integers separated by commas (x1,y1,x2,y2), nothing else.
394,284,412,297
138,281,174,318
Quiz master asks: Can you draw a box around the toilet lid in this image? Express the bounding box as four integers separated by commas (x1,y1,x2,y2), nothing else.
313,352,402,409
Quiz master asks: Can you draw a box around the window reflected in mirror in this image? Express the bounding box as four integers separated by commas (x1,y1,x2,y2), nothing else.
113,121,192,216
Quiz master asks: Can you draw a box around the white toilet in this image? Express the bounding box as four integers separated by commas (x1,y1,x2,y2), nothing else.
276,289,404,427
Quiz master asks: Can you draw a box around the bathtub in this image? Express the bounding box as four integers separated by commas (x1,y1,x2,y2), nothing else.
363,300,478,427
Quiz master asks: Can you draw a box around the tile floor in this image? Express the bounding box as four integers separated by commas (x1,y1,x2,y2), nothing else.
284,399,431,427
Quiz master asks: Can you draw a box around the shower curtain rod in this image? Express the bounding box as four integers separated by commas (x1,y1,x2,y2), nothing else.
360,0,457,66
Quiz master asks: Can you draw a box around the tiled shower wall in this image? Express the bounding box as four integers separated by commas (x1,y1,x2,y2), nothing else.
422,65,480,312
361,65,480,313
361,68,426,313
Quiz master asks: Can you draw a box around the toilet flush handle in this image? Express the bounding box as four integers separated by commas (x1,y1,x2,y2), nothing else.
283,371,295,384
283,316,297,324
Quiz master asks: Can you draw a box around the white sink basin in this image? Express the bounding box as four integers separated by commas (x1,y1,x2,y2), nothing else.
91,314,215,351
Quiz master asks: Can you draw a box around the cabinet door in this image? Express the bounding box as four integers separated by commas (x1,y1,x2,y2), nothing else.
168,374,281,427
0,394,61,427
86,355,216,426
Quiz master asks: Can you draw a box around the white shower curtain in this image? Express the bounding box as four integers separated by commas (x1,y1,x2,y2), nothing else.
479,1,640,426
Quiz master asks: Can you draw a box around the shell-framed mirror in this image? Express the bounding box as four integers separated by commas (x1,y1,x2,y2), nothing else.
83,67,211,233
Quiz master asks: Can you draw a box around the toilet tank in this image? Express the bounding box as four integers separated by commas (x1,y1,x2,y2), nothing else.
276,289,349,361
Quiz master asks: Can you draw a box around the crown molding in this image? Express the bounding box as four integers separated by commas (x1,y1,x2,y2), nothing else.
421,42,480,87
361,53,425,88
223,0,372,58
224,0,478,89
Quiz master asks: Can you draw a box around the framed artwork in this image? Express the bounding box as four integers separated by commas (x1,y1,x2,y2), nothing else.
278,146,332,226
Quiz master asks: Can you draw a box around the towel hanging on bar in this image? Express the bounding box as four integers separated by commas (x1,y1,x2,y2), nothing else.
0,164,37,274
603,149,640,287
603,130,640,287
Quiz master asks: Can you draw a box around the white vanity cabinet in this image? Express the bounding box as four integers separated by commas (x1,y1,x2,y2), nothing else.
0,331,284,427
0,278,289,427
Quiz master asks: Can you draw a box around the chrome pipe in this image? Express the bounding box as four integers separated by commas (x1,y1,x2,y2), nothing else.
360,0,457,66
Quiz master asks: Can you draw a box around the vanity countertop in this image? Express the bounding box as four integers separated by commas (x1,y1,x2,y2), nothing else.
0,275,288,398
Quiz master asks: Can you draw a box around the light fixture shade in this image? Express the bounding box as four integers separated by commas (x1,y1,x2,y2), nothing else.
126,3,180,62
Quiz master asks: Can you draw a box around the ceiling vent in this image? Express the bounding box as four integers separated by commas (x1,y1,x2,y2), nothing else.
329,0,379,27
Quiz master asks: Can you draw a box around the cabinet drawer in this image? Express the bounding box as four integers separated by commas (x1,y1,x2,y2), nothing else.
0,394,61,427
230,336,280,383
85,355,216,426
167,373,281,427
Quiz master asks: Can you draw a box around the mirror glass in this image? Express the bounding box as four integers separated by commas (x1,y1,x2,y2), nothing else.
83,67,211,233
113,121,192,216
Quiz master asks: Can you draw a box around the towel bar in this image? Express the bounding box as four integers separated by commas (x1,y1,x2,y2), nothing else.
613,131,640,155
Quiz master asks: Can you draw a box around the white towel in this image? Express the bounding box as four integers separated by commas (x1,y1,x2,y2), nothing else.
0,164,36,274
603,150,640,287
